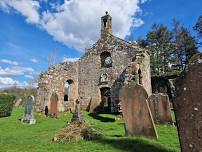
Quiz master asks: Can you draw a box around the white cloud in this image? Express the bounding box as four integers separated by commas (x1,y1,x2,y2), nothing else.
0,0,148,50
24,75,34,79
62,57,79,62
0,77,37,89
0,59,19,66
31,58,38,63
0,77,17,86
0,66,34,77
0,0,40,24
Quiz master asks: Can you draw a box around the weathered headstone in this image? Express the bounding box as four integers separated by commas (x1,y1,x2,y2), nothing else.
120,84,158,138
174,57,202,152
71,99,83,122
21,95,36,124
14,98,22,107
148,93,173,124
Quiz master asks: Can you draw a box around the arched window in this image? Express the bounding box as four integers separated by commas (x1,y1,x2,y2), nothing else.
138,69,142,85
64,80,74,101
64,95,68,101
100,51,112,68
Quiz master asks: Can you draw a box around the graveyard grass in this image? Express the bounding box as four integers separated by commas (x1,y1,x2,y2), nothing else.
0,107,180,152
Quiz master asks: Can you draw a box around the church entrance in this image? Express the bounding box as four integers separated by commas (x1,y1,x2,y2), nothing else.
100,87,111,113
50,93,58,114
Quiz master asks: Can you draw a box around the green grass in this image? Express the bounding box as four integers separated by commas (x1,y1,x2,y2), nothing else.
0,107,180,152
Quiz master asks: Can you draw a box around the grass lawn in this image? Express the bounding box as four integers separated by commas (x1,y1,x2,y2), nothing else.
0,107,180,152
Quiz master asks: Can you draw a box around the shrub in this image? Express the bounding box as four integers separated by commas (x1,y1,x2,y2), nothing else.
0,94,16,117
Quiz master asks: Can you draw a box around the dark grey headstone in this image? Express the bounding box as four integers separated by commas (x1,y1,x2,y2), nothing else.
21,95,36,125
25,96,34,115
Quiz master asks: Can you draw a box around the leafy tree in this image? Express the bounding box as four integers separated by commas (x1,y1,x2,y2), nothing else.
146,24,174,75
173,20,198,64
193,15,202,46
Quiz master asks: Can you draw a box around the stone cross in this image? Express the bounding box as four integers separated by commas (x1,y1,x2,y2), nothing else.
71,99,83,122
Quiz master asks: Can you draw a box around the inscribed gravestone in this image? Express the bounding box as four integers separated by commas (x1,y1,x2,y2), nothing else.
21,95,36,124
148,93,173,124
120,84,158,138
174,60,202,152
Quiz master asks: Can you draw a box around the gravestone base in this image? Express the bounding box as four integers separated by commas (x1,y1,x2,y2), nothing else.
21,114,36,125
71,112,83,123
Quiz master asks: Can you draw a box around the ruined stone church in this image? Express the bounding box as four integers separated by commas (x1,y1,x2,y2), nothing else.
34,12,151,113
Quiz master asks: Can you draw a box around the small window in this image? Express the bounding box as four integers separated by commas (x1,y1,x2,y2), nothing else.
64,95,68,101
138,69,142,85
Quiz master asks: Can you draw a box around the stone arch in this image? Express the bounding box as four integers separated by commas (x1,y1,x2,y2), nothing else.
100,87,111,113
64,79,74,101
50,93,58,114
100,51,112,68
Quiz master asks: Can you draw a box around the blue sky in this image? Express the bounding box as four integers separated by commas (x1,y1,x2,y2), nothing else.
0,0,201,88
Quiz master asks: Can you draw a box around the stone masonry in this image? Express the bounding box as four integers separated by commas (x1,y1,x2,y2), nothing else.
34,12,152,113
174,53,202,152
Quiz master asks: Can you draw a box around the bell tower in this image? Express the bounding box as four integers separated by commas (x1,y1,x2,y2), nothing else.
101,11,112,36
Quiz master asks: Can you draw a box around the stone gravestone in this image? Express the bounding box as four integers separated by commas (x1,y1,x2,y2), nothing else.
71,99,83,122
120,84,158,138
174,59,202,152
14,98,22,107
21,95,36,124
148,93,173,124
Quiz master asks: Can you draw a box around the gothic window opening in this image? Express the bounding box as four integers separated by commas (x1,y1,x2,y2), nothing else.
64,79,74,101
138,69,142,85
100,51,112,68
64,95,68,101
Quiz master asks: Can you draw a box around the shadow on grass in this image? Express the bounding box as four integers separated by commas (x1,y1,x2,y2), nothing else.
93,137,173,152
88,113,115,122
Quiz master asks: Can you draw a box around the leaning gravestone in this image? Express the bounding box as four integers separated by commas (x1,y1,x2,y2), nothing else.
148,93,173,124
14,98,22,107
120,84,158,138
174,54,202,152
21,95,36,124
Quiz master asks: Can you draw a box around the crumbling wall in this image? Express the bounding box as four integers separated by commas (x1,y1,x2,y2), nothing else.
35,62,79,112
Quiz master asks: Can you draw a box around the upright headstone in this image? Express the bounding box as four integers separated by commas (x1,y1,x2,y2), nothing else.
21,95,36,124
120,84,158,138
148,93,173,124
174,56,202,152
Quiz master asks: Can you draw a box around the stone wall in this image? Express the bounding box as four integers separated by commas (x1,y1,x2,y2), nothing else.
35,14,152,113
35,62,79,112
79,32,151,112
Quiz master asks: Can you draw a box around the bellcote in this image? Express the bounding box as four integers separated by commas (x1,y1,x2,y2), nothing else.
101,11,112,36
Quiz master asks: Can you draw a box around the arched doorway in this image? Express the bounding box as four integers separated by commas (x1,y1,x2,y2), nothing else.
100,87,111,113
64,79,74,102
50,93,58,113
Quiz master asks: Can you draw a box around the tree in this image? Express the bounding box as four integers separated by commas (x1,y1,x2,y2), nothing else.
146,24,174,75
173,20,198,64
193,15,202,46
